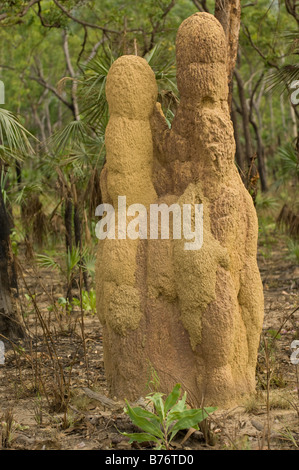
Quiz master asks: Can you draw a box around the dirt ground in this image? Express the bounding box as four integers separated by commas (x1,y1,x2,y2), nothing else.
0,232,298,451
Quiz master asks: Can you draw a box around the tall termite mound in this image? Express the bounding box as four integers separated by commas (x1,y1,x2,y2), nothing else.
95,12,264,407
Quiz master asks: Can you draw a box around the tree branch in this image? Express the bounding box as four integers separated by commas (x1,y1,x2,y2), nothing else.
83,38,106,65
161,0,176,19
62,30,80,121
241,23,279,69
285,0,299,24
52,0,122,34
0,0,40,22
191,0,210,12
28,69,74,114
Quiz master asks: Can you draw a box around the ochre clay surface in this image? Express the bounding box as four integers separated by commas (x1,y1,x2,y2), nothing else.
95,13,264,407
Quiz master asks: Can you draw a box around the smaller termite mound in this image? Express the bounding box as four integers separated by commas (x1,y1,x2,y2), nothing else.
95,56,159,392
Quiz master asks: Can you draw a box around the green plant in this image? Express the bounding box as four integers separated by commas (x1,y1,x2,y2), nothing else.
121,383,216,450
36,246,93,302
57,296,72,314
277,426,298,448
36,247,80,283
146,362,161,393
286,238,299,263
0,108,35,162
1,409,29,448
255,193,279,212
33,393,43,426
72,288,96,314
24,293,36,317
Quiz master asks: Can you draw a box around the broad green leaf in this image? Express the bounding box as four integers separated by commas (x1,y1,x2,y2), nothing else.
169,407,217,441
121,432,160,444
164,383,181,413
147,392,165,420
129,406,161,425
125,401,164,439
166,391,187,425
169,406,216,423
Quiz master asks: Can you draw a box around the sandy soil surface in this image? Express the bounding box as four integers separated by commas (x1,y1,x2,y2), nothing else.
0,233,298,451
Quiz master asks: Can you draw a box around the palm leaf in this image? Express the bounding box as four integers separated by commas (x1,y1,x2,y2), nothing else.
278,145,299,178
79,51,116,130
283,30,299,54
266,64,299,94
145,43,177,94
0,108,35,156
266,30,299,95
36,253,62,272
48,120,95,155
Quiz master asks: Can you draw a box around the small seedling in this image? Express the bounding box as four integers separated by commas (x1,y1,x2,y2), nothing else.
72,289,96,314
121,383,216,450
1,409,29,448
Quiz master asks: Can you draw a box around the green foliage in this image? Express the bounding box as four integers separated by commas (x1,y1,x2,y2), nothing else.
146,363,161,393
121,383,216,449
24,293,36,317
10,229,22,256
79,52,115,132
36,245,94,283
267,329,282,341
0,108,35,162
0,167,10,205
268,145,299,209
0,0,296,254
72,288,96,314
277,145,299,181
286,238,299,262
266,29,299,94
57,296,72,313
255,193,279,212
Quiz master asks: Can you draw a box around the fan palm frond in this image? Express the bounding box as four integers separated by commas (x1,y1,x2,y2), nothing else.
278,144,299,178
36,253,62,273
266,64,299,94
266,29,299,95
48,120,95,155
79,50,116,131
145,43,177,95
283,30,299,54
14,182,45,206
0,108,35,157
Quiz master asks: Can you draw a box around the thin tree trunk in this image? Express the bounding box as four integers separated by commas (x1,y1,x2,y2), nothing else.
280,94,286,134
15,161,22,188
63,30,80,121
269,93,275,142
250,117,268,192
64,196,73,254
72,184,89,292
0,184,24,339
234,69,253,168
32,105,48,148
231,101,246,180
215,0,241,108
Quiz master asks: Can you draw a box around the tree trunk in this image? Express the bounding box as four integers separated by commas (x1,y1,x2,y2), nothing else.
231,101,246,180
73,187,89,292
250,118,268,192
64,196,73,254
234,69,253,170
0,185,24,340
215,0,241,108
